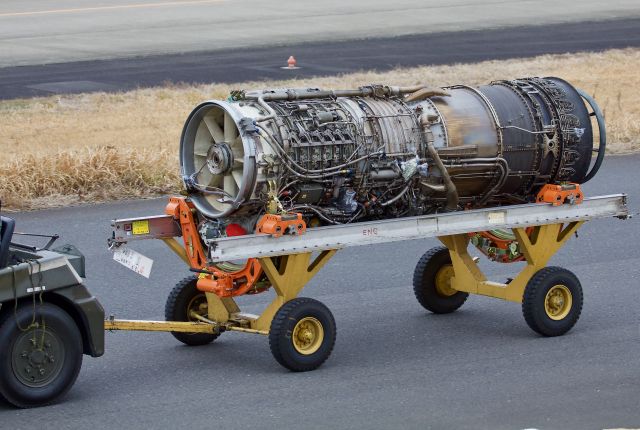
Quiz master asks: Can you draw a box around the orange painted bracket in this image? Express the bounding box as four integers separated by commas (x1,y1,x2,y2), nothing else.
196,258,265,297
536,183,584,206
165,196,207,269
256,213,306,238
165,196,267,298
197,276,233,295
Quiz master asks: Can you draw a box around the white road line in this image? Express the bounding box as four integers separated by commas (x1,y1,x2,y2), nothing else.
0,0,226,18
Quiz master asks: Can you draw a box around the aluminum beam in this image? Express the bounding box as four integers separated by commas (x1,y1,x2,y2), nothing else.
207,194,628,262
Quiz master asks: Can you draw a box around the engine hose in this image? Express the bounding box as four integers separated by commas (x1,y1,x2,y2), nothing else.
255,96,278,123
256,124,382,176
477,160,508,206
256,127,349,179
380,184,411,206
578,89,606,183
291,205,340,224
246,85,430,105
441,157,509,206
421,114,459,211
291,204,363,225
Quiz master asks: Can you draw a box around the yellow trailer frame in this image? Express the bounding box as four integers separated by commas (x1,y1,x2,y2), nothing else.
106,222,577,331
105,194,628,371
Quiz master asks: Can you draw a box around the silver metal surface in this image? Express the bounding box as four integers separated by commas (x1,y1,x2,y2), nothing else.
207,195,628,261
180,78,599,225
110,215,181,243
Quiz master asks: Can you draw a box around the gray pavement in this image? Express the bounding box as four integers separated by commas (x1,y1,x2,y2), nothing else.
1,1,639,427
0,155,638,429
2,17,639,100
1,0,640,68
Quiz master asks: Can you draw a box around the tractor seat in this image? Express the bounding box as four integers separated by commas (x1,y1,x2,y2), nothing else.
0,216,16,269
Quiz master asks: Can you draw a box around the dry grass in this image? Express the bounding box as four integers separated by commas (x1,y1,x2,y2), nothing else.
1,48,639,210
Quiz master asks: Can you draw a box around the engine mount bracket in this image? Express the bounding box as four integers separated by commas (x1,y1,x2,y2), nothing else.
536,183,584,206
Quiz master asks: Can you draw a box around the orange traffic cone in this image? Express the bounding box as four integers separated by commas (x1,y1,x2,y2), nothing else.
281,55,300,70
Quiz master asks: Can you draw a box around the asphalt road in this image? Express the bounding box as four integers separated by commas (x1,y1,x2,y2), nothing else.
0,155,638,429
2,0,639,68
1,17,640,100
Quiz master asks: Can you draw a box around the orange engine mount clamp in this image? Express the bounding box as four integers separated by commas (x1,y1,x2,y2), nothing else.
256,213,306,238
536,183,584,206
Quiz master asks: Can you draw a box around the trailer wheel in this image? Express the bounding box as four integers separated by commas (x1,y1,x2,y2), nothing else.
522,266,583,336
0,303,83,408
165,276,219,346
269,298,336,372
413,246,469,314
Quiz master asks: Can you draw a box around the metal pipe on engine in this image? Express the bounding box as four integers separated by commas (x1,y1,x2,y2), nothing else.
421,114,459,211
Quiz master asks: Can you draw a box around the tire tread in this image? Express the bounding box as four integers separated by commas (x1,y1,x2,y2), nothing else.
413,246,468,314
269,297,336,372
522,266,583,336
165,276,219,346
0,303,83,408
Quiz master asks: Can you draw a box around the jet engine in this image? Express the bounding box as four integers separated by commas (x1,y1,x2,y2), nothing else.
179,77,604,232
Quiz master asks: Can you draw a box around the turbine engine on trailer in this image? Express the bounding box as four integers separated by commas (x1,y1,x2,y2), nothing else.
180,77,605,236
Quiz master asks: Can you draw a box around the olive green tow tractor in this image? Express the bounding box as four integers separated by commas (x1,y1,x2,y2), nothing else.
0,211,104,408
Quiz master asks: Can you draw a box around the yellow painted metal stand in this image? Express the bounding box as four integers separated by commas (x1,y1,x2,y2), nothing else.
107,246,338,336
162,238,336,329
104,319,216,333
251,250,336,332
438,222,583,303
109,222,581,334
199,250,336,333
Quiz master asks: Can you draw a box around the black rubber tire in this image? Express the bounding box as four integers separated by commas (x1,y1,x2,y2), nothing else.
0,303,83,408
413,246,469,314
522,266,583,337
165,276,219,346
0,305,12,404
269,298,336,372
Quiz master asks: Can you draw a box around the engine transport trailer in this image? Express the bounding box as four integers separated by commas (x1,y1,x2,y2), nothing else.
104,78,629,371
0,76,630,408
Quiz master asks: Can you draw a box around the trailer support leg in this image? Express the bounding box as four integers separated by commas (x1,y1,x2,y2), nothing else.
439,222,583,303
162,235,337,331
162,237,241,322
251,250,337,332
162,238,190,265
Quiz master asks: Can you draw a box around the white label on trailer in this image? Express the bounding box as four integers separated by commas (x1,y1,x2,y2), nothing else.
113,247,153,279
488,211,506,225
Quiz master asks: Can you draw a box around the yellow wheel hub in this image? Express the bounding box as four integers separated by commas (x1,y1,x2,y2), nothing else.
187,294,208,321
292,317,324,355
544,285,573,320
435,265,457,297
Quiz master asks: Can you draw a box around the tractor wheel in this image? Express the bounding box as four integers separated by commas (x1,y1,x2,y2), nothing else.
522,266,583,336
413,246,469,314
0,303,83,408
269,298,336,372
165,276,219,346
